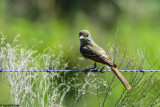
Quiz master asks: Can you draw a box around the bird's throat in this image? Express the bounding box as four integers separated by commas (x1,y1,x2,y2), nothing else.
80,40,91,46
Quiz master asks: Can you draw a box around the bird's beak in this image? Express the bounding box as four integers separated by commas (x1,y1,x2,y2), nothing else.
79,36,85,40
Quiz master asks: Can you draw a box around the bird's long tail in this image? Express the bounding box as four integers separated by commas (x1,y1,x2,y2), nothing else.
111,67,132,90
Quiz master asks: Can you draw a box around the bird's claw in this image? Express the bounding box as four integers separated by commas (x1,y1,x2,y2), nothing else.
100,66,105,73
92,68,98,72
84,63,105,74
83,67,98,74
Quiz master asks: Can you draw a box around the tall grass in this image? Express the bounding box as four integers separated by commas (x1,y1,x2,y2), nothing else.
0,33,106,107
0,32,160,107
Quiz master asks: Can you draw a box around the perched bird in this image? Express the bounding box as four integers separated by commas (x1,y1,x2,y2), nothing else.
79,30,132,90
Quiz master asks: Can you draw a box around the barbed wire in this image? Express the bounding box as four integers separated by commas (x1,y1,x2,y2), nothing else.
0,68,160,72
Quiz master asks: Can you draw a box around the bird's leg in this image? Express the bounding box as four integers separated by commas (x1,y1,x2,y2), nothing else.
93,63,96,68
84,63,98,73
90,63,98,72
100,66,105,73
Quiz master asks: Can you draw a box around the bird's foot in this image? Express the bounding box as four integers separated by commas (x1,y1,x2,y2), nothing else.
83,63,98,74
100,66,105,73
91,63,98,72
92,67,98,72
83,67,98,74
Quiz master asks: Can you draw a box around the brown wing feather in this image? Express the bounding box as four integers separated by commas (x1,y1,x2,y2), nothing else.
80,42,116,67
99,53,117,67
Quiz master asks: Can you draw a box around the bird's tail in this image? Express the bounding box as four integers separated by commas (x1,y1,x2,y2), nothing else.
111,67,132,90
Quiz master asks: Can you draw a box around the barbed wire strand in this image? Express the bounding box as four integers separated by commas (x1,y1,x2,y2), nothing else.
0,68,160,72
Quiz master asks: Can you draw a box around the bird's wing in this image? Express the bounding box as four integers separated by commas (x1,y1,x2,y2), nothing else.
98,51,116,67
80,44,116,67
80,45,99,59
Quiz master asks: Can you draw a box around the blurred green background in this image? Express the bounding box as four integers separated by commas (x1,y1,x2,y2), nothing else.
0,0,160,106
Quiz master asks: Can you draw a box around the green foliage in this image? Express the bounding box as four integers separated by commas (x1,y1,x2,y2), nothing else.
0,0,160,106
0,35,160,107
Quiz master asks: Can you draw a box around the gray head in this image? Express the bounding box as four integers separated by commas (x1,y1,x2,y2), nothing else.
79,30,92,44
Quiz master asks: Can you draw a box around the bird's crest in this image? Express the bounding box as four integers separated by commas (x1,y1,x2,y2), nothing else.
79,30,90,36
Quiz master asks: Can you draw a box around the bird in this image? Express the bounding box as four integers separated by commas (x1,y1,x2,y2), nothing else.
79,30,132,90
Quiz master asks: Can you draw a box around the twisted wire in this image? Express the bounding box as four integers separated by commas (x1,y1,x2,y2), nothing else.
0,69,160,72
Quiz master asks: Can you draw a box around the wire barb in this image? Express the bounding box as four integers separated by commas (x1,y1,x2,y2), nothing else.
139,67,145,72
45,69,51,73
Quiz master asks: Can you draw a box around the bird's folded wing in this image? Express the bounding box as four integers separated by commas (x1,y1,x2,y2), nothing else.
80,45,116,67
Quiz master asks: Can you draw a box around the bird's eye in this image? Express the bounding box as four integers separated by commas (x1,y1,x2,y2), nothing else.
86,34,89,37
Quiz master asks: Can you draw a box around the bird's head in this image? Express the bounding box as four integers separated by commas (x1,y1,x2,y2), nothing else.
79,30,92,44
